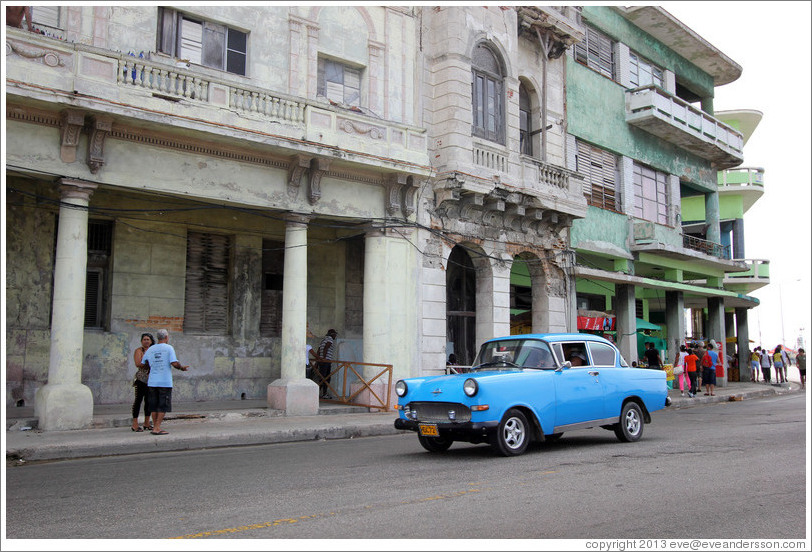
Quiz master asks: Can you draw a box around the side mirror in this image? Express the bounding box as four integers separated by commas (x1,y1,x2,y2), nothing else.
556,360,572,372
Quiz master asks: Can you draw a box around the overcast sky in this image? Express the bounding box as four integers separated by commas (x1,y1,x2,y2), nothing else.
659,1,811,351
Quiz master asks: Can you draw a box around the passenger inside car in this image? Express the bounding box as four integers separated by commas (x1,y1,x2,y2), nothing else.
568,350,588,366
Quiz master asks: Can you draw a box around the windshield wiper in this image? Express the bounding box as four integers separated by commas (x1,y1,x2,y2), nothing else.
475,360,521,369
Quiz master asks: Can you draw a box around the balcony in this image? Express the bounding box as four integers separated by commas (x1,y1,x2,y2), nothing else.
718,167,765,213
626,85,744,169
723,258,770,292
4,29,429,175
631,220,745,273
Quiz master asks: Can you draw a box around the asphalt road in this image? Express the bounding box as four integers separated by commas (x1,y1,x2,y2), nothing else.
4,392,807,541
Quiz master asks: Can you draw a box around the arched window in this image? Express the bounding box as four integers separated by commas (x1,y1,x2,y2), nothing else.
472,43,505,144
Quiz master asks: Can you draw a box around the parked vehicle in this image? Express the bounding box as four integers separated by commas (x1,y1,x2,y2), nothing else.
394,333,671,456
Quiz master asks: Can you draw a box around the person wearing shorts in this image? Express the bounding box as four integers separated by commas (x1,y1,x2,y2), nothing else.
142,329,189,435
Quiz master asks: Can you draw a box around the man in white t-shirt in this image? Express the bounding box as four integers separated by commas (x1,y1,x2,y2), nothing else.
142,329,189,435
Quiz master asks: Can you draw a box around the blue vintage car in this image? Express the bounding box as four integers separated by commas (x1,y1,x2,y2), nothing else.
394,333,671,456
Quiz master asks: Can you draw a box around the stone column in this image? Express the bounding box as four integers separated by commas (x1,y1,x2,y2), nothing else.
35,179,97,431
615,284,638,366
736,308,751,382
665,291,685,365
267,215,318,415
707,297,727,387
364,226,416,408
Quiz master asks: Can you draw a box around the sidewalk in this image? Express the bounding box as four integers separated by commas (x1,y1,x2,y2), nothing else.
4,379,801,463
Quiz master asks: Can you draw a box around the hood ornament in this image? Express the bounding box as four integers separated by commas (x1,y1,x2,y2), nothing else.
431,388,443,395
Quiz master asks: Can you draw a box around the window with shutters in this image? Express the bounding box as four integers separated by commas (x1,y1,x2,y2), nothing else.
184,232,231,334
519,83,533,156
317,58,362,107
31,5,64,38
573,25,615,80
575,140,618,211
260,240,284,337
85,220,113,329
158,8,247,75
471,43,505,144
629,52,664,88
633,163,669,225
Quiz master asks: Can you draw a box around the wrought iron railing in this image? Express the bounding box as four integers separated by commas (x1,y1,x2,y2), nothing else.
683,234,730,259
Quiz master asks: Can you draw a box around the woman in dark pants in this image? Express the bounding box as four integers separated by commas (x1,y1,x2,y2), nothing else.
131,333,154,431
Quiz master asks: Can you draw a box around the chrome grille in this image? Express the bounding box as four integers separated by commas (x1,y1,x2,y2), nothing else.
408,402,471,423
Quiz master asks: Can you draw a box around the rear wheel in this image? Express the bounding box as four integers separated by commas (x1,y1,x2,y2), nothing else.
614,402,644,442
491,409,530,456
417,434,453,452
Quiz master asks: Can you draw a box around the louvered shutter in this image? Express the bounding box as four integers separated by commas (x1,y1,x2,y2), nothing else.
201,21,226,70
84,269,102,327
32,6,60,28
260,240,284,337
577,140,617,211
184,232,230,334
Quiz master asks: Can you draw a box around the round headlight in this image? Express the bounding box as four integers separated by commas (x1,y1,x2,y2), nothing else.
463,378,478,397
395,380,408,397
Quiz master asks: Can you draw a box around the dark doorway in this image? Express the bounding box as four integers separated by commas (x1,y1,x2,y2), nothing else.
446,246,476,365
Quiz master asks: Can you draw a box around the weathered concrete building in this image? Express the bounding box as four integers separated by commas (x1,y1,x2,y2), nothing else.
5,6,585,428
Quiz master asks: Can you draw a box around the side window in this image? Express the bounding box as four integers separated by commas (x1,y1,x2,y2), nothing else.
588,342,617,366
561,342,590,367
518,342,556,369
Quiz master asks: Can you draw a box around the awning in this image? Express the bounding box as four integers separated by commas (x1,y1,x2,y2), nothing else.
636,318,661,331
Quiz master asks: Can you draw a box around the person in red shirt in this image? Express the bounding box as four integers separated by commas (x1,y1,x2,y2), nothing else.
684,347,700,398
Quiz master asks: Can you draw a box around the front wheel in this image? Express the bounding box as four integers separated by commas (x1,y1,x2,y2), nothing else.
491,409,530,456
418,434,453,452
614,402,644,442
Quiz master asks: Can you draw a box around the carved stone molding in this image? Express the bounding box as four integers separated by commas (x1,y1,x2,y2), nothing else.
86,115,113,174
59,109,85,163
402,177,419,217
287,154,312,199
58,178,97,202
308,158,330,205
384,173,408,216
338,118,385,140
7,40,65,67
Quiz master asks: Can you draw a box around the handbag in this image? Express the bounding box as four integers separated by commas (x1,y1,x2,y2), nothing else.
673,365,684,375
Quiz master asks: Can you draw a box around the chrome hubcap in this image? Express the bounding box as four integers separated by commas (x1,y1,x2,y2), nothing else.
503,417,525,449
625,410,641,435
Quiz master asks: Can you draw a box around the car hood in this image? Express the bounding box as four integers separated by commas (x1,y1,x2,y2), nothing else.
404,369,524,394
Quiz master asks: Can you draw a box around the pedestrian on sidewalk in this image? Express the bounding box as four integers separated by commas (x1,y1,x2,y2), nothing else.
759,346,772,383
316,329,338,399
750,347,761,382
685,346,699,398
701,341,718,396
142,329,189,435
673,345,689,396
797,348,806,389
131,332,155,432
773,345,789,384
643,342,662,370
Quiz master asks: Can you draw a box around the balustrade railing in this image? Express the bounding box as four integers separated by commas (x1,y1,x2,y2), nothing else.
118,54,306,125
718,167,765,188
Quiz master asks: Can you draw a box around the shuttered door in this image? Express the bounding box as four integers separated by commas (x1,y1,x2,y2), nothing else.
260,240,284,337
576,141,617,211
184,232,230,334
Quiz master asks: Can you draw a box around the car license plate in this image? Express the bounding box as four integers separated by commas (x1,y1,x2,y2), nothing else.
419,424,439,437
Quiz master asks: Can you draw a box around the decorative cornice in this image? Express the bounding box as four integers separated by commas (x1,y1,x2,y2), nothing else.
287,154,312,199
59,109,85,163
308,158,331,205
86,115,113,174
338,118,385,140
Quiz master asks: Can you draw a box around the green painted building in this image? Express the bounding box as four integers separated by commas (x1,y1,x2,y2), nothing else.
560,6,767,381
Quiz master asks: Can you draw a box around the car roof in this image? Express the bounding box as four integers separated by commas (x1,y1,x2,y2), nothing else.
482,333,613,344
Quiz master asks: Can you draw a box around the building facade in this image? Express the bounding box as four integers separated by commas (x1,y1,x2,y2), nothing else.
4,6,767,429
5,6,587,428
564,6,767,378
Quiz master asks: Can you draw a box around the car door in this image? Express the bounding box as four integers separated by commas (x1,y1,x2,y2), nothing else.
551,341,605,427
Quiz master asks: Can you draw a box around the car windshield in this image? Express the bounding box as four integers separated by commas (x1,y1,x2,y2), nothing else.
473,339,557,370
